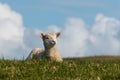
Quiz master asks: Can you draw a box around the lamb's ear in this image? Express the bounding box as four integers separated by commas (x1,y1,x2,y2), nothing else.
40,33,44,38
56,32,61,38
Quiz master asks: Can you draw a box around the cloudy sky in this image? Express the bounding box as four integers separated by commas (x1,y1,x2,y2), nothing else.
0,0,120,59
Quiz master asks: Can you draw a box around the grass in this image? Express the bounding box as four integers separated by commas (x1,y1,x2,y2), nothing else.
0,56,120,80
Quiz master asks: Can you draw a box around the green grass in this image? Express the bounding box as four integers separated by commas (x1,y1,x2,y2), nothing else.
0,56,120,80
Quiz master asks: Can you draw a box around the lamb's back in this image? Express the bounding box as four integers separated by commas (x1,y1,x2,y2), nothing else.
26,48,45,60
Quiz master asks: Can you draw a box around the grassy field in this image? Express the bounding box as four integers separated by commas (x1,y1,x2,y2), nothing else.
0,56,120,80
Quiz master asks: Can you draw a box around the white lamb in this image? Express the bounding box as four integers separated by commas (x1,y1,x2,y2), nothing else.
26,32,63,62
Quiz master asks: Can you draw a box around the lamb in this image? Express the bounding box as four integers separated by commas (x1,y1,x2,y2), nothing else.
26,32,63,62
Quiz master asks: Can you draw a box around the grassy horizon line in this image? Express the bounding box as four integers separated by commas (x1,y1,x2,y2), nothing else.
0,55,120,80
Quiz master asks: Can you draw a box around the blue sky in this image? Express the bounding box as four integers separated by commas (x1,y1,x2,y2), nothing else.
0,0,120,59
1,0,120,28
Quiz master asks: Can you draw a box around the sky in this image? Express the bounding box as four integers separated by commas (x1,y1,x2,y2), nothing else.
0,0,120,59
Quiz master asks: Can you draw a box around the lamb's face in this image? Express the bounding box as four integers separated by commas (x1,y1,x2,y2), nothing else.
40,32,61,48
44,33,57,47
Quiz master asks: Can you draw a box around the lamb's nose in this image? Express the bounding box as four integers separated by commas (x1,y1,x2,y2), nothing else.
51,40,56,44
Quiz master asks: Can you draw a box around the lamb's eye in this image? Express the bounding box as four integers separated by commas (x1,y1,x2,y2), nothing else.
45,36,49,39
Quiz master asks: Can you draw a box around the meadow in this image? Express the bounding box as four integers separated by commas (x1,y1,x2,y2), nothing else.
0,56,120,80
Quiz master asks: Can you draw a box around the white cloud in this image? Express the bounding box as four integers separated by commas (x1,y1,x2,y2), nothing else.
48,14,120,57
0,3,25,59
58,18,89,57
46,25,61,33
89,13,120,55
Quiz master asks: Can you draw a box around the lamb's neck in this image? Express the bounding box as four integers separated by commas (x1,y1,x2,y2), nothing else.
45,46,58,55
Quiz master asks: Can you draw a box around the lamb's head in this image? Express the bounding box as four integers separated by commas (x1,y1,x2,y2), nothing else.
40,32,61,49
